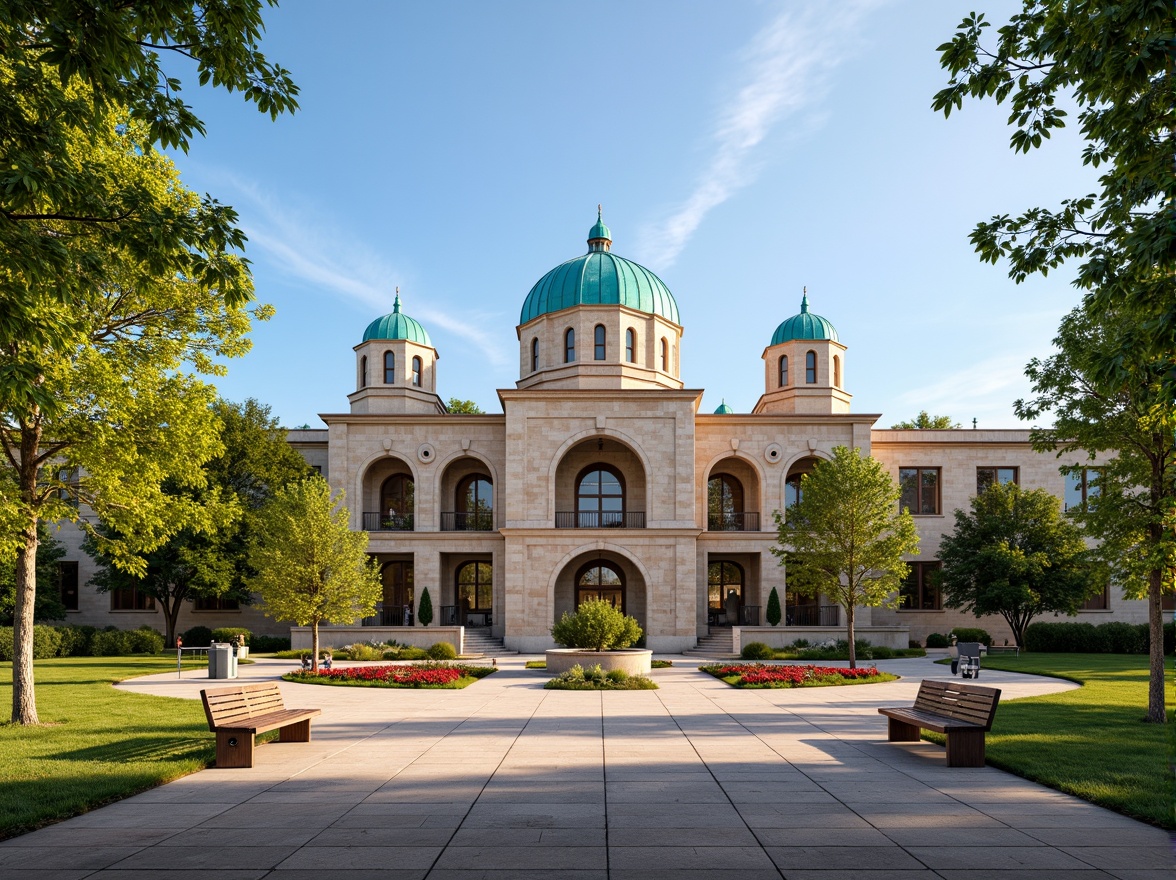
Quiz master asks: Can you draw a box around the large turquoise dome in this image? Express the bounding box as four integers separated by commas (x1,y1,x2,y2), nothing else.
770,291,838,345
363,292,432,346
519,210,680,326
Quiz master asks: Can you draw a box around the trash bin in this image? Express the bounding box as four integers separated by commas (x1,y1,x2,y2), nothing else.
208,643,238,679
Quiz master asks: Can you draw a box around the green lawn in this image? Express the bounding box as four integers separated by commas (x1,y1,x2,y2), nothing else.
947,653,1174,828
0,656,215,840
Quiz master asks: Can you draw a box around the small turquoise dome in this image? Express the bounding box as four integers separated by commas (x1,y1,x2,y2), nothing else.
519,212,680,325
714,400,734,414
362,291,432,346
770,290,838,345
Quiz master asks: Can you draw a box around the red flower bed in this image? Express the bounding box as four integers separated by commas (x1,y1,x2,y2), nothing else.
706,663,884,687
303,664,464,686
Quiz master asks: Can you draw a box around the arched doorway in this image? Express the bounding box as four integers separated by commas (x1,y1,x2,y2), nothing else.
708,560,743,626
707,473,744,531
575,560,625,611
381,561,414,626
455,475,493,531
380,474,414,530
456,561,492,626
576,465,625,528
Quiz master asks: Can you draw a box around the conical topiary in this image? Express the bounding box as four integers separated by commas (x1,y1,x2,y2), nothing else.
418,587,433,627
766,586,782,627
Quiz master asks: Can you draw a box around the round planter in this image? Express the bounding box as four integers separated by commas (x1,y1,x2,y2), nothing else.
545,648,652,676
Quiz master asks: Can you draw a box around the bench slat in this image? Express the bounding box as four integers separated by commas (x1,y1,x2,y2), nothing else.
878,679,1001,768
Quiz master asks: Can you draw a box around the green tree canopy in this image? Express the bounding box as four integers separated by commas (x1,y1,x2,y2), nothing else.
446,398,484,414
551,598,642,652
248,478,381,672
0,522,65,625
771,446,919,667
890,412,960,430
938,482,1095,649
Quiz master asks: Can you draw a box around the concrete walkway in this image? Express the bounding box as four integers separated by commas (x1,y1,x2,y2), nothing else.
1,656,1170,879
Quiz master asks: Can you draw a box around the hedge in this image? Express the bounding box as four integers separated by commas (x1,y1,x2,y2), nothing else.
0,625,164,659
1023,621,1172,654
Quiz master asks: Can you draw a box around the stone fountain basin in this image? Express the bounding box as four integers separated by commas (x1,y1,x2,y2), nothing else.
545,648,652,676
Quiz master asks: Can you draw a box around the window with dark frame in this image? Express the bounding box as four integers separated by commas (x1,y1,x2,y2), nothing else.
707,560,743,609
1080,581,1109,611
58,561,78,611
575,561,624,611
457,561,493,612
576,465,625,527
110,587,155,611
625,328,635,363
565,328,575,363
976,466,1018,494
57,467,79,509
360,355,367,389
384,351,395,384
531,337,539,372
778,355,788,387
411,356,422,387
833,355,841,388
193,595,240,611
899,561,942,610
805,350,817,383
1064,468,1101,512
660,338,668,372
899,467,941,515
594,324,606,360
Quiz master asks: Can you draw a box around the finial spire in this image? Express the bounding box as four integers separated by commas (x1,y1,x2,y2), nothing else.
800,287,809,312
393,287,401,312
598,203,602,219
587,205,612,252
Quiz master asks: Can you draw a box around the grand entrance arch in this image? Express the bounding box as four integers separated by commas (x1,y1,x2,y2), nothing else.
552,551,646,631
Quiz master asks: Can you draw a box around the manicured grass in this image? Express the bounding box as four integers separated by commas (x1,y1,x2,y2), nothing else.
941,653,1174,829
0,656,216,840
282,663,495,688
545,665,657,690
524,660,547,669
701,662,897,688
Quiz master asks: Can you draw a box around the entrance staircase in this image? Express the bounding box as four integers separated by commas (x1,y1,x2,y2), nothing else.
683,627,737,659
461,628,516,658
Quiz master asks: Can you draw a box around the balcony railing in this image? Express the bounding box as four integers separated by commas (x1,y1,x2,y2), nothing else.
440,511,494,531
362,604,413,626
362,512,414,532
707,511,761,531
555,511,646,529
786,604,840,627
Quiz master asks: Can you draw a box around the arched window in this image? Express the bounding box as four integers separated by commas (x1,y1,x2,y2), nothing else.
575,560,624,611
785,474,804,509
707,474,745,531
594,324,606,360
707,561,743,617
833,355,841,388
576,465,625,528
456,475,493,530
456,561,493,614
806,350,817,384
531,337,539,372
778,355,788,388
380,474,414,530
384,351,395,384
625,328,635,363
412,356,422,387
565,328,575,363
359,356,368,389
660,337,668,372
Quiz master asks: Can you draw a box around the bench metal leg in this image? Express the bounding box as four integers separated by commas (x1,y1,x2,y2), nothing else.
279,719,312,743
946,730,985,767
215,729,256,769
887,718,921,742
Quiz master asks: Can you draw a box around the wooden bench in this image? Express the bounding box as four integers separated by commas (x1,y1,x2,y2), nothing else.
878,679,1001,767
200,682,322,769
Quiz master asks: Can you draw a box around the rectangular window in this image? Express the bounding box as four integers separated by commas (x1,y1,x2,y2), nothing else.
899,467,941,515
110,587,154,611
1064,468,1101,512
976,466,1018,494
193,595,241,612
57,467,79,509
58,561,79,611
899,561,942,610
1080,583,1109,611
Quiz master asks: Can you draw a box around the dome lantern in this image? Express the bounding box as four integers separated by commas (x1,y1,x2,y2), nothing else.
587,204,612,253
770,288,838,346
362,288,433,347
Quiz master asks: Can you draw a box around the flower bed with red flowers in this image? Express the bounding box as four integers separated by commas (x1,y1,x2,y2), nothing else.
283,662,496,689
699,662,896,688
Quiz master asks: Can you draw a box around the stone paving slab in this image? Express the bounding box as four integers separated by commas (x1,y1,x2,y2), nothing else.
4,655,1170,879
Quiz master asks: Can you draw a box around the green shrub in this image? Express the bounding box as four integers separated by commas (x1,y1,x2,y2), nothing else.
249,635,291,653
398,646,429,660
54,625,96,656
925,632,950,648
1099,622,1147,654
951,627,992,646
908,640,922,649
126,627,164,654
606,668,628,682
1166,621,1175,655
180,625,213,648
211,627,251,645
551,598,642,651
766,587,782,626
90,629,129,656
418,588,433,626
344,642,384,661
0,625,63,660
788,638,811,648
1025,621,1152,654
869,645,895,660
427,641,458,660
741,641,774,660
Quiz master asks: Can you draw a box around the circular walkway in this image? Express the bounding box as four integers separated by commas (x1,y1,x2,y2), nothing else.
0,655,1168,879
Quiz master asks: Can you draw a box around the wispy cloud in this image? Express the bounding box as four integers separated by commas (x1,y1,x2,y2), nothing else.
637,2,882,270
209,174,509,365
890,352,1046,428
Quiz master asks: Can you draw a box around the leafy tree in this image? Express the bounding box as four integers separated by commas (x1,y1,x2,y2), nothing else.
248,478,381,672
84,399,311,647
765,586,782,627
0,115,264,725
934,5,1174,400
937,482,1096,649
1015,305,1173,721
551,598,642,652
890,412,960,430
771,446,919,667
446,398,483,414
418,587,433,627
0,523,65,625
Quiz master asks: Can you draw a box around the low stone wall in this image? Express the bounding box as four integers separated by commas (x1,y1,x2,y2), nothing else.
290,626,465,655
731,625,910,655
545,648,652,675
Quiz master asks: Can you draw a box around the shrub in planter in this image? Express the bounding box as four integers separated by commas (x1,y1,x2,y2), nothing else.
925,632,949,648
427,641,458,660
551,598,642,652
741,641,774,660
181,625,213,648
950,627,992,646
212,627,251,645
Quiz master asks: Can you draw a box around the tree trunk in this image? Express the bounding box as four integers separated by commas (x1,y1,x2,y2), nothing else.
311,619,320,673
1146,566,1166,723
845,604,856,669
163,592,183,650
12,520,40,724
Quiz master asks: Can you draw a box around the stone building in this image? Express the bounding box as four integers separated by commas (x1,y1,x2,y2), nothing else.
51,212,1154,650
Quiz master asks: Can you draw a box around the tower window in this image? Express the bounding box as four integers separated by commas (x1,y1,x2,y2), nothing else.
565,328,575,363
625,328,635,363
384,351,395,384
833,355,840,388
660,338,668,372
778,355,788,388
360,356,368,389
531,337,539,372
411,356,422,387
594,324,606,360
806,350,817,384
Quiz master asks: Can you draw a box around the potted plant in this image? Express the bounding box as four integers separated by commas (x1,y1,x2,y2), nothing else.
547,598,652,675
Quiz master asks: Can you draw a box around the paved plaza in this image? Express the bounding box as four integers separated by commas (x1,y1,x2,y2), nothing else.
1,656,1170,879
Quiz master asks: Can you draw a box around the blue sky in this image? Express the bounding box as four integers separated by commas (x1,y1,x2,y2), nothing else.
172,1,1095,428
